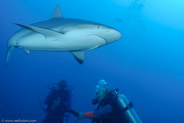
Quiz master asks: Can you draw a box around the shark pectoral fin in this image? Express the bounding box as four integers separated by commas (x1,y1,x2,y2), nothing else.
88,45,100,50
51,5,62,19
71,51,84,64
24,49,30,54
14,23,64,39
6,47,14,66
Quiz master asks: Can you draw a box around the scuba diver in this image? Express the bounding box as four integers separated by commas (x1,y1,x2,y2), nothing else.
42,80,71,123
68,79,142,123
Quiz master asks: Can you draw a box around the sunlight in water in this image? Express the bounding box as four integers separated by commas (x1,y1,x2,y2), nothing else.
143,0,184,30
113,0,184,30
113,0,134,6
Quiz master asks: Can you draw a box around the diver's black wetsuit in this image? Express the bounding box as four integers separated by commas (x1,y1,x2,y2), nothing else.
42,88,71,123
91,90,125,123
92,94,129,123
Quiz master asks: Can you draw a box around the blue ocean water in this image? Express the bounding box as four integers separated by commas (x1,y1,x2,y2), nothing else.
0,0,184,123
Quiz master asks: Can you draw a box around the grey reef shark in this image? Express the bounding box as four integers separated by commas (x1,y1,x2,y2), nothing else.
6,5,122,65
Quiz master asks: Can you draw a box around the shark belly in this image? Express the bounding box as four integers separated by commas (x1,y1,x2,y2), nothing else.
63,30,107,51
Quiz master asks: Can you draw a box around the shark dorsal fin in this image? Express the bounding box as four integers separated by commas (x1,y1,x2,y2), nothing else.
51,5,62,19
71,51,84,64
15,23,63,38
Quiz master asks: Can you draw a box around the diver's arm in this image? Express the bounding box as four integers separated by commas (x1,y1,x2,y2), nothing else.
67,104,112,119
83,104,112,118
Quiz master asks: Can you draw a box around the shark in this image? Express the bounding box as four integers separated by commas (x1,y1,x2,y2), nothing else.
6,5,122,65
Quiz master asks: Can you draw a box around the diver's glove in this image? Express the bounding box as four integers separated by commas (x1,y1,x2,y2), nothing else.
78,112,84,119
66,110,79,117
66,110,84,119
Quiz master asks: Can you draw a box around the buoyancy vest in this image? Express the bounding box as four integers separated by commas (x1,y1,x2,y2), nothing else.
92,89,142,123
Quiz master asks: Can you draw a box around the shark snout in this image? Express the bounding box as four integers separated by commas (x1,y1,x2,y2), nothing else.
112,29,122,39
105,29,122,43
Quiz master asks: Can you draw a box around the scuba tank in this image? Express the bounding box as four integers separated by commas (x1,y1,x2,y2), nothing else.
116,94,142,123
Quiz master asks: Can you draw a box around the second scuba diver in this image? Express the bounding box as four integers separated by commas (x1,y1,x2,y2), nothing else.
68,79,142,123
42,80,71,123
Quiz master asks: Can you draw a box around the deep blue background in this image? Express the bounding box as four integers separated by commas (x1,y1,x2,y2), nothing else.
0,0,184,123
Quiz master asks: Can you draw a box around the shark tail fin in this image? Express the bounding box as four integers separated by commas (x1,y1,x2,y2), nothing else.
6,47,14,66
